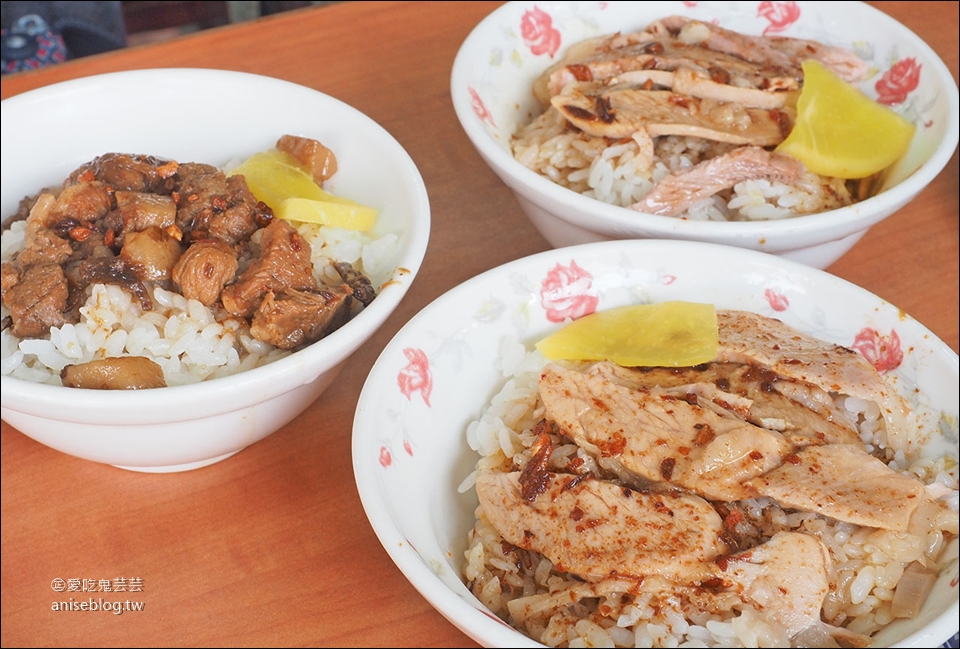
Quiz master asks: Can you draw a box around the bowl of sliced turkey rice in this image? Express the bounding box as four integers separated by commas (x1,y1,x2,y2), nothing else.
450,1,959,269
1,69,430,472
353,239,958,648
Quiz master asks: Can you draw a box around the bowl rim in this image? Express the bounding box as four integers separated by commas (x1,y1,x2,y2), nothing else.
1,68,432,424
450,0,960,240
354,237,959,648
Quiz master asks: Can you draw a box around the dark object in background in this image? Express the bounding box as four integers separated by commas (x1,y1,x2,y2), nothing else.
120,1,229,35
1,1,126,71
1,14,66,72
0,2,336,73
260,1,314,14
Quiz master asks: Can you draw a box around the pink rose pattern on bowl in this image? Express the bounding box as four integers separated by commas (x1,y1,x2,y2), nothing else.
519,6,561,57
852,327,904,373
877,57,923,106
757,0,802,35
398,347,432,406
539,261,598,323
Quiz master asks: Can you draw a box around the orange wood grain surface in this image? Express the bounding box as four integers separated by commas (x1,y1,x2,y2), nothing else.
2,2,957,646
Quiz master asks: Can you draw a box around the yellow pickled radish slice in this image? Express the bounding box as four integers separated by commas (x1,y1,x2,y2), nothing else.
775,59,916,179
229,149,325,210
229,149,378,230
276,197,378,231
535,301,718,367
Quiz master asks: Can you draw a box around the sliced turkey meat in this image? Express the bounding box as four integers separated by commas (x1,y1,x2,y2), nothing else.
629,146,804,216
658,16,868,83
536,14,867,130
715,531,833,640
744,443,925,531
475,469,726,582
539,362,788,501
542,38,802,107
714,310,910,449
591,360,862,447
551,85,790,144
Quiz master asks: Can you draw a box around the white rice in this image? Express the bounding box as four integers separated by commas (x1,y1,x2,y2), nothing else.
512,107,856,221
1,216,396,387
460,348,960,647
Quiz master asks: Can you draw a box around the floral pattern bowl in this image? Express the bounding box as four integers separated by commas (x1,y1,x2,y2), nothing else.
450,1,959,269
352,239,958,648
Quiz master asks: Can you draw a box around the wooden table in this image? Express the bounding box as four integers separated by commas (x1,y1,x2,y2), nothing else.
2,2,957,647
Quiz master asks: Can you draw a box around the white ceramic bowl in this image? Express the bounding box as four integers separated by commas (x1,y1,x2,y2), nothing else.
451,1,959,269
353,239,958,648
0,68,430,472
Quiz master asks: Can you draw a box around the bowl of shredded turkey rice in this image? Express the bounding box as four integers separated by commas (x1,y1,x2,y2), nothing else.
1,68,430,472
450,1,959,269
353,239,958,648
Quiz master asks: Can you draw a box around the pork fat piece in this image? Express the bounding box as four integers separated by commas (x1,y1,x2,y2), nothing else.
61,356,167,390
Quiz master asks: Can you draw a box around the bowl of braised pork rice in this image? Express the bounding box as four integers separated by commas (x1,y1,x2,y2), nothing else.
353,239,958,648
450,1,959,269
1,68,430,472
